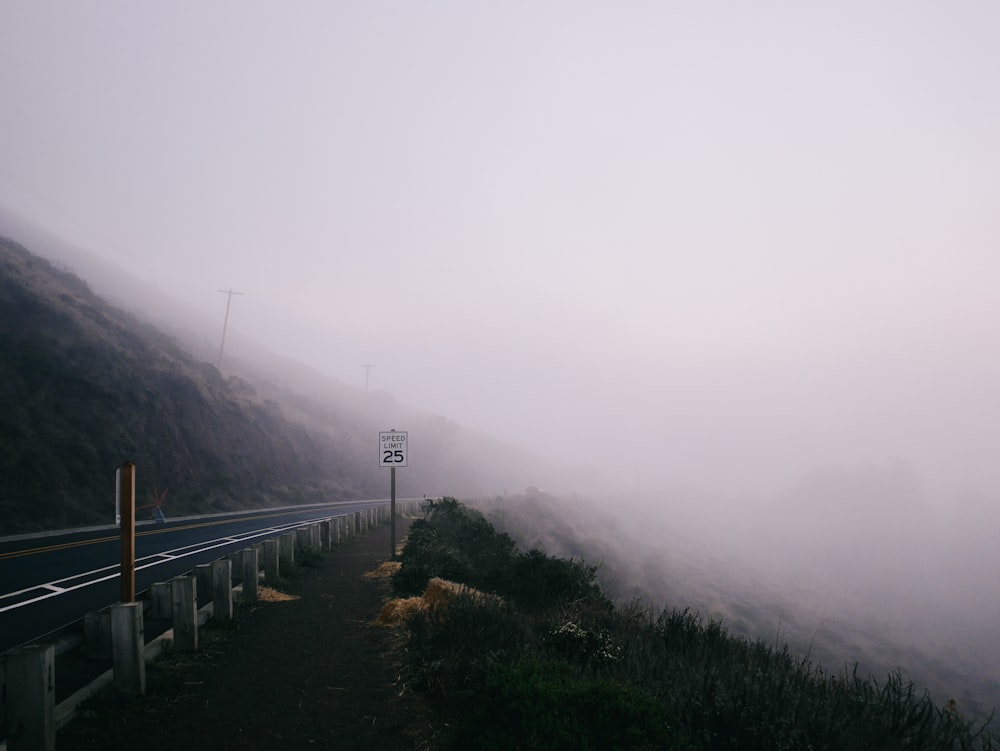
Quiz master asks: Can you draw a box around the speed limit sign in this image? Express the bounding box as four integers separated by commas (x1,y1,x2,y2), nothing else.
379,431,408,468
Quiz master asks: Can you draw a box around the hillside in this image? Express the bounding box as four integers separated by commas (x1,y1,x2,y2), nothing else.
385,498,999,749
0,234,549,534
0,236,373,532
471,490,1000,725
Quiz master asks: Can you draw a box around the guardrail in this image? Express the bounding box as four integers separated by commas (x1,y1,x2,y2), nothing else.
1,501,419,751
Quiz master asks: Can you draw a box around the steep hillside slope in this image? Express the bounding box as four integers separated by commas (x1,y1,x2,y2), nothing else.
0,236,383,532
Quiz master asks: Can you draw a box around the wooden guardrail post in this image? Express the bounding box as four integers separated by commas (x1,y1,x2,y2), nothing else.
195,563,213,605
296,527,310,551
212,559,233,621
3,644,54,751
263,539,280,583
171,575,198,651
228,550,243,585
83,607,112,659
241,547,259,604
111,602,145,695
150,582,172,620
279,532,295,569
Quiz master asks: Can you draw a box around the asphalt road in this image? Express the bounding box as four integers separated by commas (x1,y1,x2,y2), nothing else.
0,500,396,655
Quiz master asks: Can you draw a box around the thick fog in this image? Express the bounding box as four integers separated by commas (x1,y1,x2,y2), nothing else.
2,4,999,501
4,2,1000,715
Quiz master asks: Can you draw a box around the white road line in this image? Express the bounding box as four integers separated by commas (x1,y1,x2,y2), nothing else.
0,517,339,614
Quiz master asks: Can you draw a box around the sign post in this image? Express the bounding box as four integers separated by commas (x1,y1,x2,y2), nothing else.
379,430,408,560
118,461,136,602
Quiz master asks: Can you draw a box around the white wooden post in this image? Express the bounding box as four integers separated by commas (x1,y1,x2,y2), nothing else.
171,575,198,651
263,539,280,583
4,644,55,751
228,550,243,584
279,532,295,569
242,547,258,604
211,559,233,620
296,527,310,551
195,563,213,604
150,582,172,620
111,602,145,695
83,608,111,659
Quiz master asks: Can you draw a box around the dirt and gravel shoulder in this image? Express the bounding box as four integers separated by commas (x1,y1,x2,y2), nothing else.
58,518,430,750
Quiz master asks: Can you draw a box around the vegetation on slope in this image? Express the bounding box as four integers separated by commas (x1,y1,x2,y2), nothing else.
0,237,384,532
391,498,998,750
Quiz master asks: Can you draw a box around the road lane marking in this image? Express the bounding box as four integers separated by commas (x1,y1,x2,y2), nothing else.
0,515,359,614
0,505,353,560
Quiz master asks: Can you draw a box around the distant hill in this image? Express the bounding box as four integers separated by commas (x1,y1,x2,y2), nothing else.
0,229,551,534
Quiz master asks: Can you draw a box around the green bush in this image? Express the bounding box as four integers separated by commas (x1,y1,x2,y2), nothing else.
403,589,534,696
394,497,519,596
454,657,695,751
506,548,608,612
394,497,607,612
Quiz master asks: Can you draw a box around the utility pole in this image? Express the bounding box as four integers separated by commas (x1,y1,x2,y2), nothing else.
217,288,244,369
361,363,376,405
118,461,136,602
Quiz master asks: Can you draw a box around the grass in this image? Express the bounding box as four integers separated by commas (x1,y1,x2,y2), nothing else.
389,497,1000,750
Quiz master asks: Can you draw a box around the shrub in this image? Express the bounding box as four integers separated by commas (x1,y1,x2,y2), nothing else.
394,497,519,595
506,548,608,612
453,657,695,751
403,590,534,698
394,497,607,614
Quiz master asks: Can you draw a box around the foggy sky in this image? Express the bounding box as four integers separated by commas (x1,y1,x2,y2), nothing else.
2,2,998,501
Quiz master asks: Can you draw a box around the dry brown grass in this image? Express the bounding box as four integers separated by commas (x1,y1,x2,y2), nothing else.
364,561,402,579
373,597,428,626
258,586,299,602
374,576,501,627
422,577,503,607
422,577,469,607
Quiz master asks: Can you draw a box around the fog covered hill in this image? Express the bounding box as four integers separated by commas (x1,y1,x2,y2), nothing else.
0,227,552,534
474,487,1000,722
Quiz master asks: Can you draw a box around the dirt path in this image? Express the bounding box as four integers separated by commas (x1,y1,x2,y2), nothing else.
59,519,425,750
